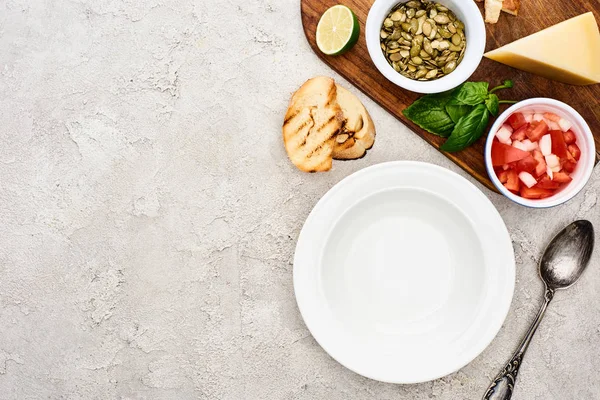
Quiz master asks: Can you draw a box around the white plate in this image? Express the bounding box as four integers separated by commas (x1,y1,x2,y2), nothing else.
294,162,515,384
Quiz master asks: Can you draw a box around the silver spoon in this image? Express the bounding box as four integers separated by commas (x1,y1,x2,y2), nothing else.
483,220,595,400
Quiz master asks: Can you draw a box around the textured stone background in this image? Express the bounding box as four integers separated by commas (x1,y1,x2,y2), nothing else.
1,0,599,399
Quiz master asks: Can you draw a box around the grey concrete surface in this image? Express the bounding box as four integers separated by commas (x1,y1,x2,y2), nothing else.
1,0,599,399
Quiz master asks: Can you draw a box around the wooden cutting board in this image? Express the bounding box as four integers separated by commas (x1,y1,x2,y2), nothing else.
301,0,600,191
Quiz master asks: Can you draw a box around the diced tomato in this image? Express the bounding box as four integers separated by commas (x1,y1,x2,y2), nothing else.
520,186,555,199
507,113,528,130
552,172,573,184
550,130,569,158
513,155,538,174
498,170,509,184
543,112,561,122
491,142,531,166
532,150,547,177
563,130,576,145
526,120,549,142
536,175,560,190
504,170,520,192
563,161,577,173
511,124,529,141
568,143,581,161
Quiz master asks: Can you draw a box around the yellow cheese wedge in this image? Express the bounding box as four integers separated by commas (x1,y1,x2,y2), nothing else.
485,12,600,85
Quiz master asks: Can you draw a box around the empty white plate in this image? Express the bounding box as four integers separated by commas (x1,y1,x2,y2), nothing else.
294,162,515,384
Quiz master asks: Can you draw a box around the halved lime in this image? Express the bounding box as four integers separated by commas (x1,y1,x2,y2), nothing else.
316,5,360,56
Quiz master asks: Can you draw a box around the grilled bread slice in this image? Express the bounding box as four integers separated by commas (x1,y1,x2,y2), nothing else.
283,77,343,172
333,85,376,160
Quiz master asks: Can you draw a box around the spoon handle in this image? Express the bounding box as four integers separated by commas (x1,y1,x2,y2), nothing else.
483,287,555,400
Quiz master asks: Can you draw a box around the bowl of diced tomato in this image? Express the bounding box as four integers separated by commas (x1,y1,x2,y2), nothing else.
485,98,595,208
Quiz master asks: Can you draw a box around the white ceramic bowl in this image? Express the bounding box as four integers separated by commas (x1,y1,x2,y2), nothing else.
485,98,596,208
366,0,485,94
294,162,515,383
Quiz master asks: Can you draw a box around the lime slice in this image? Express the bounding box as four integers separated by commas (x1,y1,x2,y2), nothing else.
316,5,360,56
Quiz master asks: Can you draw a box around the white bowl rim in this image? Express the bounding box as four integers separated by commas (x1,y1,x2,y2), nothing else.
485,98,596,208
366,0,486,94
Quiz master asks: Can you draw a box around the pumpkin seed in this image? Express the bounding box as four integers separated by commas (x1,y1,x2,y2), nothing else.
439,28,453,39
408,64,417,72
390,30,402,40
443,60,457,74
389,53,403,61
410,18,418,33
429,8,437,18
425,69,438,79
400,50,410,58
451,33,461,46
416,15,426,35
438,40,450,50
448,23,457,34
388,48,401,54
449,44,462,52
401,22,412,32
411,56,423,65
422,21,432,37
406,1,420,8
391,11,403,21
406,8,416,18
410,42,421,58
433,14,449,24
423,39,433,55
415,69,427,79
380,30,389,39
428,26,438,40
384,18,394,28
388,41,399,50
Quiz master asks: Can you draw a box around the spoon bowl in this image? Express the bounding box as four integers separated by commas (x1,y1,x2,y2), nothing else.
539,220,595,290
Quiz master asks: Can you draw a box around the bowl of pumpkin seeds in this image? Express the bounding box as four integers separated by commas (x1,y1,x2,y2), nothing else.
366,0,485,93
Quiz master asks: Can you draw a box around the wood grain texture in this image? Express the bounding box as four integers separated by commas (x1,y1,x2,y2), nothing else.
301,0,600,191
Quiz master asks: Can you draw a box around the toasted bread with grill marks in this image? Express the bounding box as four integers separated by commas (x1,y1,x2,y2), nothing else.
333,85,376,160
283,77,343,172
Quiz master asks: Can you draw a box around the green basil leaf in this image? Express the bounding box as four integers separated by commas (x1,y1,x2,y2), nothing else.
402,92,455,137
485,94,499,116
441,104,490,152
450,82,489,106
445,100,474,124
